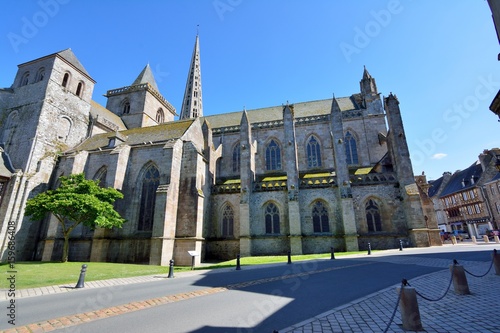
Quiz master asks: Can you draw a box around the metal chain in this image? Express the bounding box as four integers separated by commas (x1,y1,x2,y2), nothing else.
410,265,455,302
462,257,494,278
383,280,404,333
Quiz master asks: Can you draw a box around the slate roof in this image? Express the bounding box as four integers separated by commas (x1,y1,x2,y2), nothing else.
439,162,483,197
203,97,358,129
67,119,195,152
56,49,91,78
132,64,159,92
0,148,15,178
427,176,444,197
90,101,127,131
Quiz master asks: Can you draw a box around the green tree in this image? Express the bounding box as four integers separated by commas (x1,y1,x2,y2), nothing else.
25,173,126,262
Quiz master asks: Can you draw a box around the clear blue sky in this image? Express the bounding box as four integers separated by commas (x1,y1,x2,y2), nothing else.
1,0,498,180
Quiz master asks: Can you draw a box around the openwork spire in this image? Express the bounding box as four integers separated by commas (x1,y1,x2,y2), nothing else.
180,35,203,119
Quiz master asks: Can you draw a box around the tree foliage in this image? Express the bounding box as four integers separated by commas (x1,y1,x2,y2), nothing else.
25,173,126,262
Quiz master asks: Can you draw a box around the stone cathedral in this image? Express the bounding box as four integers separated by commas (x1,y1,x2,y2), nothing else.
0,36,440,266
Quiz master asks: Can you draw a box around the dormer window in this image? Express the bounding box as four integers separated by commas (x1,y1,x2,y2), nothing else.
62,73,70,88
76,81,84,97
20,71,30,86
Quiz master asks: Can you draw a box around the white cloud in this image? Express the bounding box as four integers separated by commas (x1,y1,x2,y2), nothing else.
431,153,447,160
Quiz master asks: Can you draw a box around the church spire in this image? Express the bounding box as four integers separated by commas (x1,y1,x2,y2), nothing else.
180,34,203,119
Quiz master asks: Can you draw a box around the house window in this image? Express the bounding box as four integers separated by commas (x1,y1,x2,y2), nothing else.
35,68,45,82
138,165,160,231
62,73,70,88
345,131,358,165
366,199,382,232
312,201,329,233
156,108,164,123
265,202,280,234
20,71,30,86
307,136,322,168
76,82,84,97
122,100,130,114
232,144,240,173
265,139,282,171
221,204,234,237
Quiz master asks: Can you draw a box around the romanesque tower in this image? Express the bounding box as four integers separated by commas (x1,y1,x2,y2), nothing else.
0,49,95,260
104,64,176,129
180,35,203,119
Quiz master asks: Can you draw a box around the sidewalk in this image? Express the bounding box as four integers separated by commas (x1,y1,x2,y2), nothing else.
280,243,500,333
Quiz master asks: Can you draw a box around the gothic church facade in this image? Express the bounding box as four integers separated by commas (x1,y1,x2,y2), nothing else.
0,37,440,266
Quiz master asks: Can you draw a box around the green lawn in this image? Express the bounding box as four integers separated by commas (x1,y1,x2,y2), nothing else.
1,251,365,290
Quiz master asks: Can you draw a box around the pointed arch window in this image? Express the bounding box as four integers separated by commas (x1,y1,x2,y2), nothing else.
345,131,359,165
232,144,240,173
138,165,160,231
62,72,70,88
156,108,164,123
20,71,30,86
94,167,108,188
222,204,234,237
312,201,330,233
265,202,280,234
265,139,282,171
307,136,322,168
366,199,382,232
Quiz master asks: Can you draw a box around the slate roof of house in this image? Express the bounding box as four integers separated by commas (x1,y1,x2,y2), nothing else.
67,119,195,152
203,97,359,129
132,64,159,92
90,101,127,131
439,162,483,197
427,176,444,197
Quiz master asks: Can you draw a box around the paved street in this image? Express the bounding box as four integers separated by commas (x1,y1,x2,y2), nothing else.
1,242,499,332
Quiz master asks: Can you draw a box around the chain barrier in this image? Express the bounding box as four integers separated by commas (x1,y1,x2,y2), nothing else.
407,264,455,302
458,257,494,278
382,280,404,333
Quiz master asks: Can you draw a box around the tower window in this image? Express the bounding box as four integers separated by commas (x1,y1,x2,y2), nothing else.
76,82,84,97
62,73,70,88
35,68,45,82
122,100,130,114
156,108,164,123
20,71,30,86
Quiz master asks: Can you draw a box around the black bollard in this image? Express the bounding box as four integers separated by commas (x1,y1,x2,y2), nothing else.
75,264,87,288
287,251,292,264
167,259,174,278
492,249,500,275
330,246,335,260
368,242,372,255
399,239,403,251
236,254,241,270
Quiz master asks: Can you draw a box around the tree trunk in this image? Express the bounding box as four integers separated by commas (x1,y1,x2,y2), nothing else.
62,232,70,263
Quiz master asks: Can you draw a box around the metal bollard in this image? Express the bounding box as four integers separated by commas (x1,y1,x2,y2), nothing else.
493,249,500,275
167,259,174,278
397,279,423,331
75,264,87,288
399,239,403,251
450,259,470,295
236,254,241,270
367,242,371,255
330,246,335,260
287,251,292,264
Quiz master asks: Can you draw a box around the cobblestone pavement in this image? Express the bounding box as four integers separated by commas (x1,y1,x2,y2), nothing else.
2,242,499,333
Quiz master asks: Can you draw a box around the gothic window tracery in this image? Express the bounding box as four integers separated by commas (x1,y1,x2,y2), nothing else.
312,200,329,233
265,139,282,171
307,135,322,168
138,164,160,231
265,202,280,234
345,131,359,165
221,204,234,237
366,199,382,232
232,143,240,173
